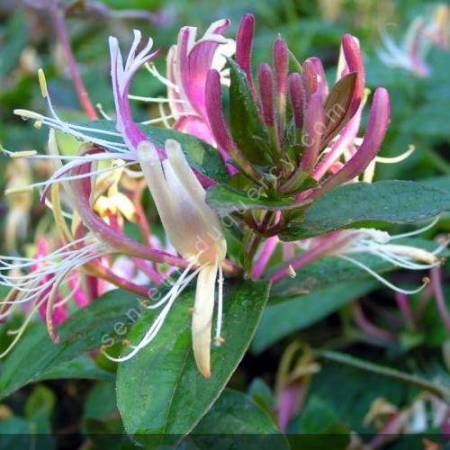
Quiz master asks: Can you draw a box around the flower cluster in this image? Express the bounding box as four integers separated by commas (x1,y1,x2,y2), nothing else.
1,14,446,379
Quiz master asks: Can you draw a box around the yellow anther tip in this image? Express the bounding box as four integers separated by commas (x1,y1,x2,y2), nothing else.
5,186,34,196
37,68,48,98
10,150,37,159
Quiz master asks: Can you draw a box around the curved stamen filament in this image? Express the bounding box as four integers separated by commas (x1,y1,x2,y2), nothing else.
339,255,429,295
214,264,224,345
104,264,204,363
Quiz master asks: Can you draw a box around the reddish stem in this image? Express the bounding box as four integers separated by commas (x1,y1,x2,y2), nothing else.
394,292,416,331
352,302,396,343
87,263,149,297
270,231,344,283
51,5,98,120
431,267,450,333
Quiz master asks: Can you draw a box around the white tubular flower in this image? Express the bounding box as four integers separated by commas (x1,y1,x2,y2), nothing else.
0,234,111,355
332,220,446,295
122,138,226,378
377,19,431,78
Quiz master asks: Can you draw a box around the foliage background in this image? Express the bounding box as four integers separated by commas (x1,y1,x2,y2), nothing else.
1,0,450,449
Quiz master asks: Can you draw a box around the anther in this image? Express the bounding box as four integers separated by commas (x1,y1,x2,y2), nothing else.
287,265,297,278
38,69,48,99
9,150,38,159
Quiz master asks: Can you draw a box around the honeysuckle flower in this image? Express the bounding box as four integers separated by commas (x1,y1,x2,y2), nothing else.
133,20,235,148
109,139,227,378
283,219,446,294
378,19,431,77
9,31,159,195
0,233,111,355
66,31,230,377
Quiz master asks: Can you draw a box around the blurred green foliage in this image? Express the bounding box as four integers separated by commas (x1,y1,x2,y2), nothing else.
1,0,450,447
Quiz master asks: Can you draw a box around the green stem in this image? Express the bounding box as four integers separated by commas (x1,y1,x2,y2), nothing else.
316,350,450,403
425,147,450,176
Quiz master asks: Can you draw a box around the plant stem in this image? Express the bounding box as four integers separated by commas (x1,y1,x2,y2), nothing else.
317,350,450,403
51,4,98,120
424,147,450,175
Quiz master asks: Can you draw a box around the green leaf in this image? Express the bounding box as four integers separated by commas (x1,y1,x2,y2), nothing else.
25,385,55,436
280,180,450,240
207,183,292,215
116,280,270,446
318,351,449,402
248,378,275,415
307,360,409,433
142,125,229,183
228,59,272,165
187,389,289,450
421,175,450,191
253,280,377,353
289,396,351,450
323,72,357,145
67,120,229,182
0,419,34,450
0,290,140,400
36,355,113,382
0,13,28,77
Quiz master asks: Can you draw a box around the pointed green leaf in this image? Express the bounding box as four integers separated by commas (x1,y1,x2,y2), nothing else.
66,120,229,182
0,290,139,400
281,180,450,240
188,389,289,450
228,59,272,165
116,280,270,446
253,279,377,353
323,72,357,145
207,183,292,214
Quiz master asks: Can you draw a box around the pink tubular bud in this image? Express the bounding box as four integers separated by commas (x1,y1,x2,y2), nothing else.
288,73,305,130
277,383,303,432
300,91,326,173
302,59,317,98
341,34,365,115
205,69,238,155
273,38,289,97
236,14,256,93
273,38,289,138
205,69,258,178
307,57,328,98
258,63,275,126
319,87,390,192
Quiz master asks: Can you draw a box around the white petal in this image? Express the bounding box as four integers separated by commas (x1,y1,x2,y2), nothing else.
192,263,218,378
